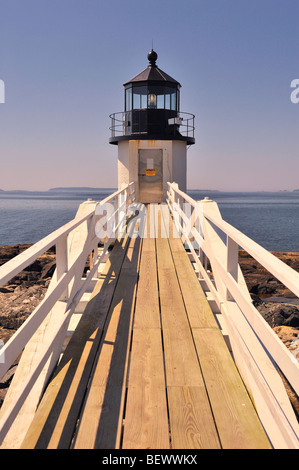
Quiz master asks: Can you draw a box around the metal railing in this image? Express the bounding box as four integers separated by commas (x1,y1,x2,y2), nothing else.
109,111,195,140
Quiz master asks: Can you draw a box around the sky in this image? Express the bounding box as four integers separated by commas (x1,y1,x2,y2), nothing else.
0,0,298,192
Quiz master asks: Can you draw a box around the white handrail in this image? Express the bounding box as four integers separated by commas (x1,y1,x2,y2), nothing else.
0,183,135,378
0,209,94,288
0,182,135,445
0,182,135,288
167,181,299,449
0,233,97,378
204,210,299,298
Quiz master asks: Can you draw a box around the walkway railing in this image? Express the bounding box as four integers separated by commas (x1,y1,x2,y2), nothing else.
167,182,299,449
0,180,299,448
0,182,135,443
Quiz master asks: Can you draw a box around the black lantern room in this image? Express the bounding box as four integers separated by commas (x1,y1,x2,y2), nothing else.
109,50,195,145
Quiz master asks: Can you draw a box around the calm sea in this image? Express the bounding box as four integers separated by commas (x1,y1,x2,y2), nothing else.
0,189,299,252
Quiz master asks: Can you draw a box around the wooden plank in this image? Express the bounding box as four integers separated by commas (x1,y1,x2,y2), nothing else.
20,235,130,449
122,207,169,449
161,325,205,388
156,238,193,329
155,207,220,447
164,210,270,448
122,329,169,449
192,327,271,449
72,235,142,449
72,384,124,449
167,386,220,449
156,211,204,385
133,237,160,330
166,212,223,328
171,251,219,329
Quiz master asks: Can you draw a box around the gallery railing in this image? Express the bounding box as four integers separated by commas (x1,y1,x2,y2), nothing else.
109,111,195,140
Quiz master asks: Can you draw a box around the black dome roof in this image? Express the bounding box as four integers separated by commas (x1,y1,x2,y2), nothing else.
123,50,181,87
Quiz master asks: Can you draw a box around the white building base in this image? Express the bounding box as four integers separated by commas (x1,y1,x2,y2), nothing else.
117,139,187,203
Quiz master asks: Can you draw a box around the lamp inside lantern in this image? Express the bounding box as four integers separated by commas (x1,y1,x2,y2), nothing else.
148,93,157,108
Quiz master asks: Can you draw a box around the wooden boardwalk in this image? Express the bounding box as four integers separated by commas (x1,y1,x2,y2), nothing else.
19,205,271,449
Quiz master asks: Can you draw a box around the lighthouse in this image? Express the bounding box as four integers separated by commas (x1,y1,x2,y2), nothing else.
109,50,195,203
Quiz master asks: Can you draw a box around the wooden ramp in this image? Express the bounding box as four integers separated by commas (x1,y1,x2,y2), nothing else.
20,205,271,449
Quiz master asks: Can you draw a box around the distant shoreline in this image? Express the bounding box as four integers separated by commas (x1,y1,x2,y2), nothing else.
0,187,117,193
1,187,299,194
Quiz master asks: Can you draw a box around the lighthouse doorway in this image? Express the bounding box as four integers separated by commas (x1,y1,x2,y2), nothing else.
138,148,163,203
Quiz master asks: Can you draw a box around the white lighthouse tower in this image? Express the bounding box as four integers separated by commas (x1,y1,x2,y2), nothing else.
109,50,195,203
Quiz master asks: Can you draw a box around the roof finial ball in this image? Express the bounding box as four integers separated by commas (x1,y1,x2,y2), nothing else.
147,49,158,67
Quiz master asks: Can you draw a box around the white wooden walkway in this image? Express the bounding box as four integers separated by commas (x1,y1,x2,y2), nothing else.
17,206,271,449
0,182,298,449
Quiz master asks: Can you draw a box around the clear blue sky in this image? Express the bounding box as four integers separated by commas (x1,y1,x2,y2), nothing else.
0,0,298,191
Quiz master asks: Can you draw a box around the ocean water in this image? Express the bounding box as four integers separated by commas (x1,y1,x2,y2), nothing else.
0,189,299,252
0,189,115,247
189,190,299,252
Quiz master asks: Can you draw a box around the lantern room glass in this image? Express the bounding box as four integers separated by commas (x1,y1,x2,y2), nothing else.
125,85,179,111
125,88,132,111
132,86,147,110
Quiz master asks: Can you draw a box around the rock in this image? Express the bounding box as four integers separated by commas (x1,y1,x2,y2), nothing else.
0,244,32,264
0,244,57,409
272,326,299,419
0,287,13,294
0,365,18,389
274,325,299,351
0,389,7,408
0,244,56,289
239,250,299,298
0,282,50,330
255,302,299,329
0,245,55,332
0,327,16,344
0,328,20,408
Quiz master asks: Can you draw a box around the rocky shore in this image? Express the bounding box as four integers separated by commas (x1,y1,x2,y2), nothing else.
0,244,56,406
0,245,299,414
238,250,299,370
